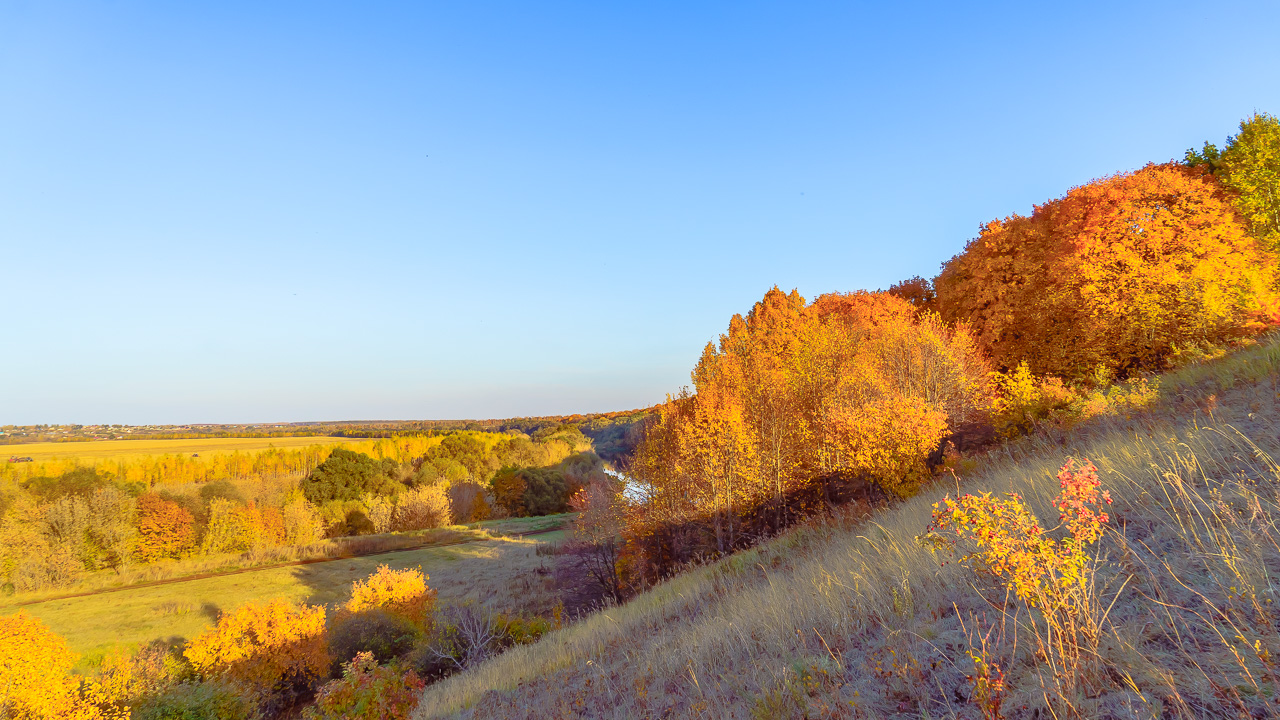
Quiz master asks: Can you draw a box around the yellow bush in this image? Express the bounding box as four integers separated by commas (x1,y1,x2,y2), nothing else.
184,599,328,698
344,565,436,628
0,612,124,719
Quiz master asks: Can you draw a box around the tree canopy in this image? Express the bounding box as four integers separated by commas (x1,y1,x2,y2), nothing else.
934,162,1274,380
301,449,402,504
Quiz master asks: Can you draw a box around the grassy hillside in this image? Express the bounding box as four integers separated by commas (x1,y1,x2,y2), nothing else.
415,339,1280,719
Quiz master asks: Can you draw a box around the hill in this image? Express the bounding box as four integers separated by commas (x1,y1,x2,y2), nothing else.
414,338,1280,719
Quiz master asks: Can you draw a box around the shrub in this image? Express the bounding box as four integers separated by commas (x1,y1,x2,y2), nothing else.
990,362,1076,437
344,565,435,628
130,680,258,720
491,467,568,517
326,609,418,673
921,459,1112,712
183,599,328,705
24,467,112,502
446,480,490,524
304,652,423,720
197,480,244,507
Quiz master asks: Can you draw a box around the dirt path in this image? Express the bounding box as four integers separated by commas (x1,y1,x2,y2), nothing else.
13,526,563,608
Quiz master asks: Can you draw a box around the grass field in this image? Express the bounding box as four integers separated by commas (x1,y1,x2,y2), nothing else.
4,436,367,462
8,530,566,669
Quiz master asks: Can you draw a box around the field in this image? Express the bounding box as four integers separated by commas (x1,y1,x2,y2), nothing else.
413,340,1280,719
7,525,568,668
4,436,367,462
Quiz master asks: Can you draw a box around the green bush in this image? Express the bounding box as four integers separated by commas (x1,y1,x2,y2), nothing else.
327,609,419,675
131,679,259,720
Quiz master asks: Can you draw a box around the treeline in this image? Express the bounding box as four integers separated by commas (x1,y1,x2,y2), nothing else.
569,111,1280,590
0,411,652,459
0,427,596,594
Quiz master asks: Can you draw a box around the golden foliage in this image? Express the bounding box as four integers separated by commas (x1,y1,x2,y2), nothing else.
626,289,993,580
183,598,328,697
0,612,123,719
935,162,1274,381
344,564,436,628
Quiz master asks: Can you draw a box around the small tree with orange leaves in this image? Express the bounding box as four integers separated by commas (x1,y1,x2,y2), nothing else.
184,599,328,707
133,493,195,562
922,459,1114,714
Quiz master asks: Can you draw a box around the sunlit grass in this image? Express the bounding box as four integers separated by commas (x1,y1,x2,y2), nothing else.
14,533,564,672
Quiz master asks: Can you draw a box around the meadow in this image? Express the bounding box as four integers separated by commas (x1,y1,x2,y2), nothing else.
6,436,367,463
5,517,569,668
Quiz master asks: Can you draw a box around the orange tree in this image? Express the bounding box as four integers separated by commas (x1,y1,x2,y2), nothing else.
934,162,1275,381
133,493,195,562
184,599,328,701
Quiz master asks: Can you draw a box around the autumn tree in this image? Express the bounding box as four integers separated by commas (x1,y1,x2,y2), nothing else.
627,288,993,580
282,495,324,546
934,162,1274,380
1187,112,1280,251
133,494,195,562
392,485,452,531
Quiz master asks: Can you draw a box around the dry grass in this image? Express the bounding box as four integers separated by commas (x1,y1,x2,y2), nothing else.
3,436,367,462
415,339,1280,719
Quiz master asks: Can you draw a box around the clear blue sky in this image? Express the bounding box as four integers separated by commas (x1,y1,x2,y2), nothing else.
2,1,1277,424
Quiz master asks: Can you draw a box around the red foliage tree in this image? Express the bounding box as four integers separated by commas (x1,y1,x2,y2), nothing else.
133,494,195,562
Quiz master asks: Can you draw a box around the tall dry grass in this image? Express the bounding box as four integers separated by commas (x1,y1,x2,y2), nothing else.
414,339,1280,719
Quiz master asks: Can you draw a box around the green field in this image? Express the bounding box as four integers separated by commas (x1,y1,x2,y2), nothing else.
3,514,576,667
8,537,561,668
5,436,368,462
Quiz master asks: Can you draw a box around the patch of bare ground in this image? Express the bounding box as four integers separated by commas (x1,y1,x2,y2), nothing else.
415,339,1280,719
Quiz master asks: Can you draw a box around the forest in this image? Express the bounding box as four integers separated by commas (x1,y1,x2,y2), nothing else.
1,112,1278,720
0,426,605,596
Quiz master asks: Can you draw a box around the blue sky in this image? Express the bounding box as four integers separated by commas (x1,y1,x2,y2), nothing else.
2,1,1278,424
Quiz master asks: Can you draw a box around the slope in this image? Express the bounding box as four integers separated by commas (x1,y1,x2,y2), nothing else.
414,338,1280,719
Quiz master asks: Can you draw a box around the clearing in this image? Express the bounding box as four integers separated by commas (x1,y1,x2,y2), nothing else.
3,514,571,667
